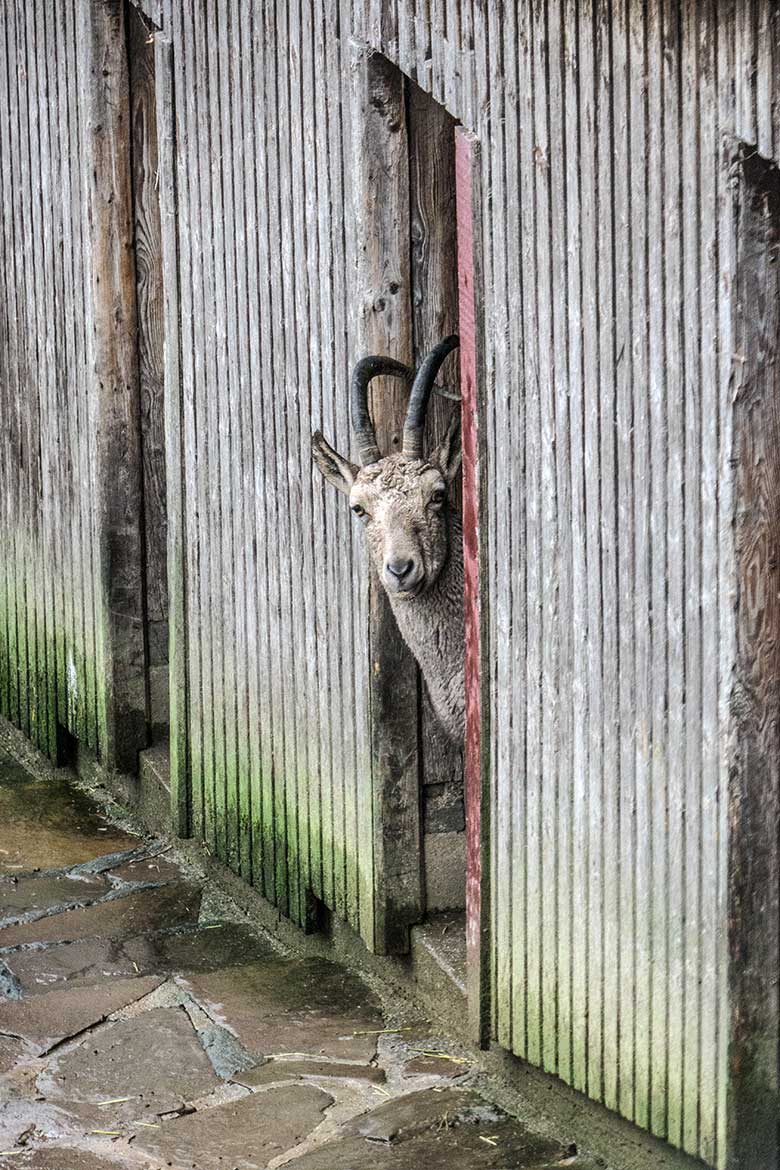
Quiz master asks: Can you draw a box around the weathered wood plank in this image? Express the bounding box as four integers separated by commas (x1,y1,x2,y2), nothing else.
727,145,780,1170
0,7,23,733
407,77,464,914
154,24,188,833
563,0,588,1097
352,47,422,953
32,0,62,762
697,5,723,1162
170,0,204,840
127,3,169,743
488,0,514,1057
612,0,635,1123
680,3,704,1154
456,126,489,1047
69,0,100,752
80,0,148,772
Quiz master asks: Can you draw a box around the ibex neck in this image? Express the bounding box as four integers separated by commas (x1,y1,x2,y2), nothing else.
385,510,465,743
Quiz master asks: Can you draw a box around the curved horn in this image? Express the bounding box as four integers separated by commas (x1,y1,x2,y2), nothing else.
402,335,460,459
351,355,413,465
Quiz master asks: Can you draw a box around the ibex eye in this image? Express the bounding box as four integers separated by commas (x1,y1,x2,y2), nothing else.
351,503,365,517
430,489,446,506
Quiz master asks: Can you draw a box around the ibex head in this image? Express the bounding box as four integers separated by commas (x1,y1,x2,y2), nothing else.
312,336,461,599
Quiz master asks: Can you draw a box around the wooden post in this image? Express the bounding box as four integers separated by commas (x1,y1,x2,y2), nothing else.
407,79,466,912
727,143,780,1170
352,47,423,954
81,0,148,774
455,127,490,1046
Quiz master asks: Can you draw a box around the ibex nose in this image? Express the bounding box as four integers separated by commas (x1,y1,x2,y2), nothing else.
385,557,414,582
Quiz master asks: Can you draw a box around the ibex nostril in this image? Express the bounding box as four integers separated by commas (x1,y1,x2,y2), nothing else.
386,558,413,581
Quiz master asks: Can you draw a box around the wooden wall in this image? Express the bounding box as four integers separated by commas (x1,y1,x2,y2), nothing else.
2,2,779,1167
0,2,100,760
343,2,778,1166
159,0,376,941
154,0,780,1161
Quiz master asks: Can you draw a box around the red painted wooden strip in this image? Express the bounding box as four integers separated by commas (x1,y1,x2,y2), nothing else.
455,125,484,1035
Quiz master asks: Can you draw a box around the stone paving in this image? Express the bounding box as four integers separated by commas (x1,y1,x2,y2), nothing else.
0,746,590,1170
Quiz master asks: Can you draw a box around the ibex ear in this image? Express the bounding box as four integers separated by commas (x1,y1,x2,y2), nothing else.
431,412,462,483
311,431,358,495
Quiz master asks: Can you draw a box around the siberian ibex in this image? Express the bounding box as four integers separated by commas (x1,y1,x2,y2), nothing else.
312,336,465,745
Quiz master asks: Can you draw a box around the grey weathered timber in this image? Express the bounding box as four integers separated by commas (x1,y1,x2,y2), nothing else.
727,145,780,1170
407,77,465,911
80,0,147,774
351,47,423,953
127,2,169,737
154,25,187,833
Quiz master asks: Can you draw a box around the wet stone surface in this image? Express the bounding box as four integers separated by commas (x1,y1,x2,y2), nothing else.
0,752,137,873
134,1084,334,1169
181,958,384,1063
0,976,163,1052
0,882,203,948
0,872,108,922
0,750,593,1170
43,1007,221,1123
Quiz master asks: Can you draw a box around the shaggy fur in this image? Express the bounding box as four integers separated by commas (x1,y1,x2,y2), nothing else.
311,439,465,745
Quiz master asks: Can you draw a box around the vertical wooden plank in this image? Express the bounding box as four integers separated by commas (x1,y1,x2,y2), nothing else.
536,0,565,1082
579,0,605,1104
456,127,489,1046
237,1,266,888
155,26,189,834
171,1,205,840
32,0,63,762
43,0,73,751
613,0,636,1125
0,12,11,723
70,0,101,752
218,0,240,869
681,3,704,1156
191,0,220,854
310,0,338,914
338,15,374,949
20,0,51,756
519,0,544,1070
0,7,23,733
491,0,516,1058
628,0,653,1132
203,0,232,870
286,0,316,927
80,0,148,773
6,1,33,744
407,78,464,914
698,4,723,1162
51,1,82,749
225,2,255,884
547,0,573,1087
253,0,283,906
726,145,780,1170
717,15,738,1163
646,0,669,1137
268,0,301,920
352,47,422,953
662,0,686,1147
127,3,168,740
564,0,589,1097
595,0,621,1113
